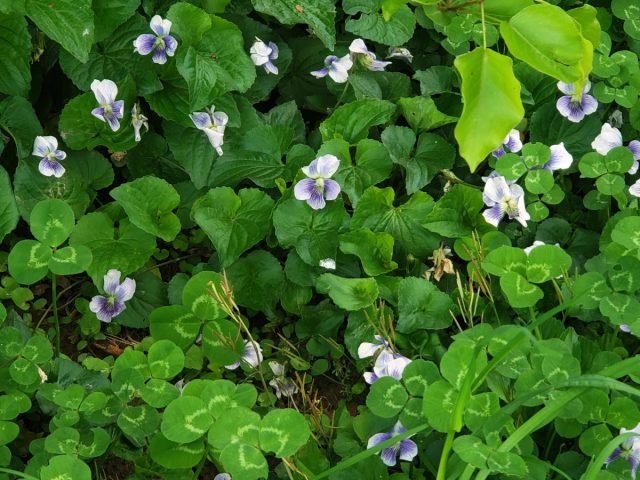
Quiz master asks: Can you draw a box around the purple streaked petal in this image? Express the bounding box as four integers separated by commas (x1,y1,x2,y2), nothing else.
605,447,622,466
391,422,407,435
211,111,228,127
380,445,400,467
150,15,171,36
105,112,121,132
133,34,157,56
628,140,640,160
164,35,178,56
492,147,506,158
504,129,522,153
483,205,504,227
483,176,510,204
363,371,378,384
581,94,598,116
557,81,574,95
115,278,136,302
91,79,118,105
301,159,318,178
315,154,340,177
54,150,66,161
631,449,640,479
91,107,106,122
387,356,411,380
545,143,573,171
556,96,584,122
263,61,278,75
369,59,392,71
268,42,278,60
32,136,57,157
629,160,639,175
310,67,329,79
630,180,640,198
225,361,241,370
242,341,263,368
367,432,392,449
328,59,352,83
322,179,340,202
307,190,326,210
38,158,65,178
89,295,125,323
399,439,418,462
112,100,124,119
190,112,212,130
152,49,168,65
103,270,121,295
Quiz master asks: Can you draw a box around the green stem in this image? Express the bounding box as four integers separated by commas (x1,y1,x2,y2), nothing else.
331,83,351,112
51,273,60,361
436,430,456,480
0,467,39,480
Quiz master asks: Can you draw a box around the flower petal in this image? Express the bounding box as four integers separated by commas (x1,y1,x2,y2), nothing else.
91,107,106,122
307,190,326,210
242,341,263,368
399,439,418,462
268,42,279,60
367,432,392,449
556,81,574,95
133,34,157,56
54,150,67,161
315,154,340,178
112,100,124,119
380,445,400,467
387,356,411,380
269,361,285,376
545,143,573,171
592,123,623,155
150,15,171,36
38,158,64,178
483,176,510,205
190,112,212,130
323,179,340,201
91,79,118,105
628,140,640,160
358,342,382,359
115,277,136,302
301,159,318,178
504,129,522,153
369,58,392,71
250,39,271,66
581,94,598,116
263,61,278,75
164,35,178,56
152,49,168,65
212,111,228,127
294,178,316,201
103,270,122,295
483,205,504,227
32,136,57,157
349,38,369,55
363,371,378,384
310,67,329,79
630,179,640,198
105,112,121,132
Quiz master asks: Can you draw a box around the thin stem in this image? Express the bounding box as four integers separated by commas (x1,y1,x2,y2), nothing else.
480,0,487,49
0,467,39,480
436,429,456,480
51,273,61,361
331,83,351,112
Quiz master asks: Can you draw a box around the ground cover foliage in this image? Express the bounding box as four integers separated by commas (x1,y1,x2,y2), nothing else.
1,0,640,479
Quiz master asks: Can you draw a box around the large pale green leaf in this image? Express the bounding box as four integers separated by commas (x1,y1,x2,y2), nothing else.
500,4,592,83
396,277,453,332
251,0,336,50
0,15,31,96
191,188,274,267
166,2,211,46
226,250,284,314
25,0,94,62
0,166,18,243
454,47,524,172
339,229,397,276
0,96,42,159
93,0,139,42
316,274,379,311
345,5,415,47
320,99,395,144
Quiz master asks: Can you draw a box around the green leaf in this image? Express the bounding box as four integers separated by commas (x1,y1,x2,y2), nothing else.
8,240,51,285
396,277,453,332
40,455,91,480
148,340,185,380
320,99,396,144
110,176,181,242
29,199,75,248
149,305,201,350
150,434,205,469
316,274,379,311
366,376,409,418
251,0,336,50
0,166,18,243
192,187,274,267
226,250,284,313
382,0,410,21
166,2,211,46
48,245,93,276
454,47,524,172
201,319,244,366
500,272,544,308
208,407,260,449
220,442,268,480
526,245,572,282
346,5,415,47
339,229,398,276
567,5,601,48
0,15,31,96
161,396,213,444
259,409,311,457
181,271,225,321
500,4,591,83
25,0,94,62
425,185,484,238
93,0,139,42
0,96,42,159
397,97,457,133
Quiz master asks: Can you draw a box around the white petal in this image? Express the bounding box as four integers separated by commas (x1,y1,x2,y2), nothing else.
358,342,382,359
483,176,511,204
546,142,573,170
91,79,118,105
630,179,640,198
349,38,369,55
592,123,623,155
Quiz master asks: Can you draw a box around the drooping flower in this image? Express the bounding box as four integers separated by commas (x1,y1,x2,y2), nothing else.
491,129,522,158
91,79,124,132
482,176,530,228
311,55,353,83
367,421,419,467
32,136,66,178
387,47,413,62
592,123,640,174
349,39,391,72
605,423,640,478
543,143,573,172
89,270,136,323
268,361,298,399
131,104,149,142
556,80,598,123
359,335,412,385
319,258,336,270
225,340,263,370
294,154,341,210
190,106,229,156
250,37,278,75
133,15,178,64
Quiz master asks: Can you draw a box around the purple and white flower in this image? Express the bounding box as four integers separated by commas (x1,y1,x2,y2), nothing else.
294,154,341,210
592,123,640,174
387,47,413,62
214,474,231,480
605,422,640,478
349,39,391,72
544,143,573,172
556,80,598,123
133,15,178,65
32,136,66,178
630,180,640,198
91,79,124,132
311,55,353,83
190,106,229,156
367,421,419,467
269,361,298,399
250,37,278,75
491,129,522,158
225,340,263,370
131,104,148,142
359,335,412,385
89,269,136,323
482,176,530,228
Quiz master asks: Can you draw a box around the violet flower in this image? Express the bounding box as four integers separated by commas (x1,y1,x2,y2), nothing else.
556,80,598,123
32,136,66,178
491,129,522,158
131,104,148,142
214,475,231,480
592,123,640,174
543,143,573,172
358,335,411,385
349,39,391,71
387,47,413,62
367,421,419,467
89,270,136,323
482,176,530,228
133,15,178,65
91,79,124,132
250,37,278,75
190,106,228,156
225,340,263,370
268,361,298,399
294,154,341,210
311,55,353,83
605,423,640,478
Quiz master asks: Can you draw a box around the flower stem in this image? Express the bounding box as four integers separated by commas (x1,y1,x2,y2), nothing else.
480,0,487,49
51,273,61,360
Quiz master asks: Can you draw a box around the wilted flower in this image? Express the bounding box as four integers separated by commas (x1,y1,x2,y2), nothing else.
592,123,640,174
367,421,418,467
190,106,229,156
426,246,454,281
91,79,124,132
491,129,522,158
89,269,136,323
605,422,640,478
133,15,178,64
268,361,298,399
225,340,263,370
543,143,573,172
387,47,413,62
319,258,336,270
311,54,353,83
294,154,341,210
482,176,530,228
37,366,48,384
131,104,148,142
349,39,391,71
358,335,412,385
556,80,598,123
33,136,66,178
250,37,278,75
